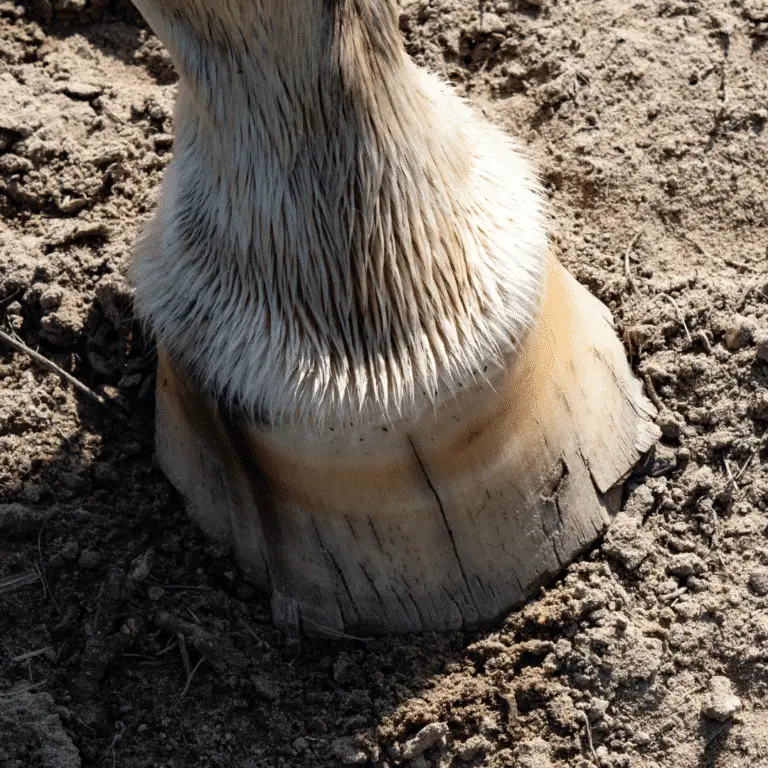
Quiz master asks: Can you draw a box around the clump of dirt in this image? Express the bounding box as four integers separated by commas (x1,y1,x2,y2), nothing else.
1,1,767,767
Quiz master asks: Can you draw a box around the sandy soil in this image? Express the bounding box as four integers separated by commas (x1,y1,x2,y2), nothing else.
1,0,767,766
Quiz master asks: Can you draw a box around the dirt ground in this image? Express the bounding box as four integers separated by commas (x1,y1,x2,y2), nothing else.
1,0,767,766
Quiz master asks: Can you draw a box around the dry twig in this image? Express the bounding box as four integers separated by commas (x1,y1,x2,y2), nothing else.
0,569,42,596
180,657,206,699
0,328,125,420
642,373,664,412
660,586,688,603
11,647,52,663
582,711,598,762
658,294,693,343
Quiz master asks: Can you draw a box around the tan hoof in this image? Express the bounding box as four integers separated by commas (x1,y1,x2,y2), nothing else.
154,252,659,636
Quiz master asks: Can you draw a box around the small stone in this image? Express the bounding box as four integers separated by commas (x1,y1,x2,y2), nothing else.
59,81,103,100
479,11,506,33
60,541,80,562
701,676,741,722
146,585,165,601
153,133,174,150
724,315,757,350
251,674,279,701
57,197,90,215
755,329,768,363
292,737,309,751
667,552,707,578
401,722,449,760
748,568,768,596
78,550,101,569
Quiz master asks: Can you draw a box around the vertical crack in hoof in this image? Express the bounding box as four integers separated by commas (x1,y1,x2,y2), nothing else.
407,434,475,625
309,517,361,626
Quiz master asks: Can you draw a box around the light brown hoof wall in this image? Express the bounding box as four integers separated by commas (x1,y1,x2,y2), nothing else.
155,254,659,636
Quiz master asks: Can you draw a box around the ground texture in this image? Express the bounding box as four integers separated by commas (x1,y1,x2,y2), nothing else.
1,0,767,766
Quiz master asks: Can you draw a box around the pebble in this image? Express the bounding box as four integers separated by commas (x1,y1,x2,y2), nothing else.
748,568,768,596
701,676,742,722
251,674,279,701
153,133,174,150
723,315,757,350
146,585,165,601
634,730,651,746
58,81,103,100
401,722,448,760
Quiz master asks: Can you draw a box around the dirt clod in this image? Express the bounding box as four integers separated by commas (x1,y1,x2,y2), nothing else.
0,688,80,768
401,722,449,759
701,676,742,723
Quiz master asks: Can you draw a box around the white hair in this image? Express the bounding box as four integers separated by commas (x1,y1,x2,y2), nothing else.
129,0,549,432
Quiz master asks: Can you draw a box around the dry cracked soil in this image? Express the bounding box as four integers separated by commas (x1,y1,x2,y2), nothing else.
1,0,768,767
